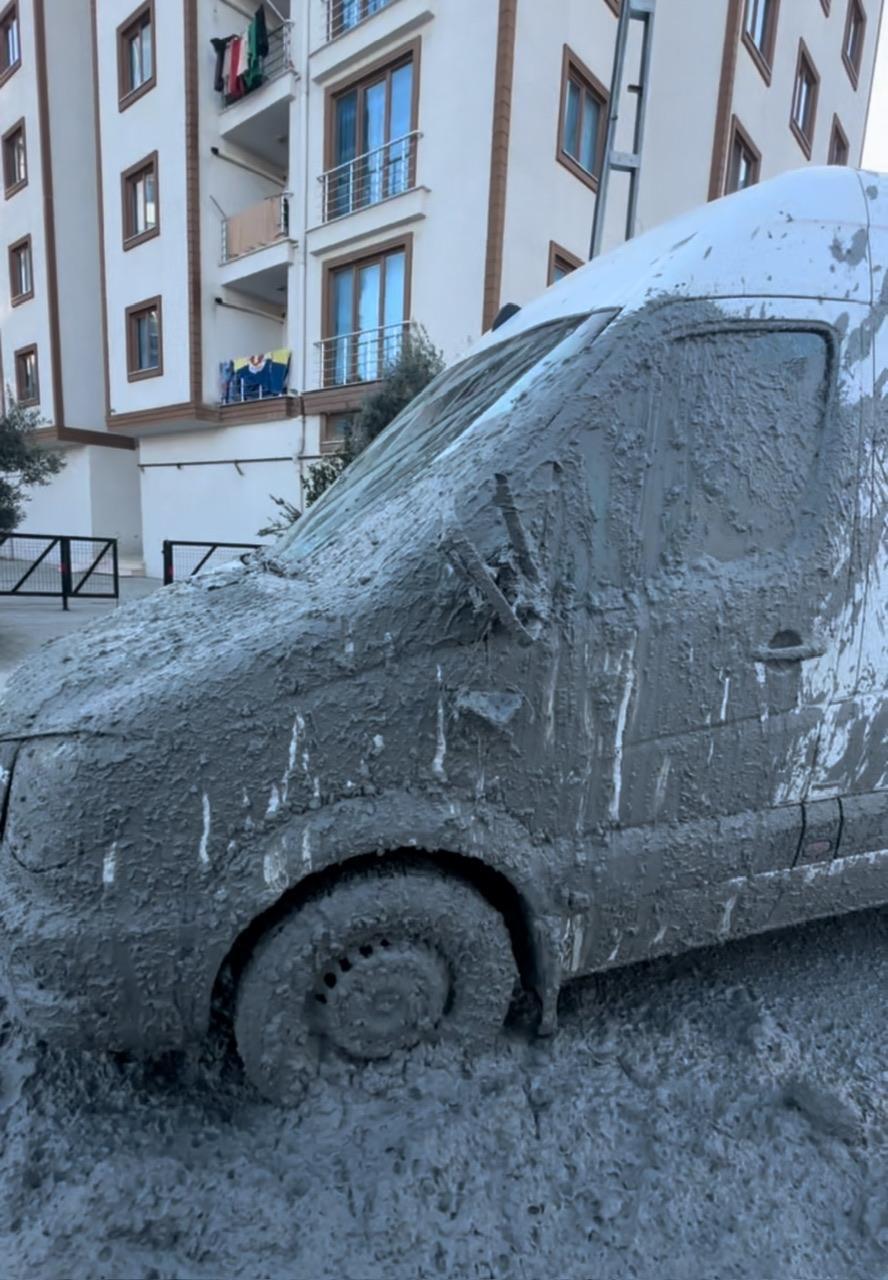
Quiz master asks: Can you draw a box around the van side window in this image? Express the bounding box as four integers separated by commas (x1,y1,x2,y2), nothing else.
646,328,830,570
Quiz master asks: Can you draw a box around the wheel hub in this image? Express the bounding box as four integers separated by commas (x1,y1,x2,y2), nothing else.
312,938,451,1060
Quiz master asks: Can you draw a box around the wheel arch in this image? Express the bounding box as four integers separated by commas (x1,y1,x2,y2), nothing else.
201,793,563,1039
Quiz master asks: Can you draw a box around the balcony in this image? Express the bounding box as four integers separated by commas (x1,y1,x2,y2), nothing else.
324,0,394,43
222,193,290,262
319,132,419,223
218,193,294,304
316,320,413,388
217,21,296,168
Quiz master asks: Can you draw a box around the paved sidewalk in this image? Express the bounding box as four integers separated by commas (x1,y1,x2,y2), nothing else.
0,576,162,698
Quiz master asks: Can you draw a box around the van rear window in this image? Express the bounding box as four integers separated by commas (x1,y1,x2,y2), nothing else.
278,313,599,559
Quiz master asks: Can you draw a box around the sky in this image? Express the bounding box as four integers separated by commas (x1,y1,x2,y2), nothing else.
863,13,888,169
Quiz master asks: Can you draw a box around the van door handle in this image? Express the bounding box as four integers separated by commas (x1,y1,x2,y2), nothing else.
750,634,826,664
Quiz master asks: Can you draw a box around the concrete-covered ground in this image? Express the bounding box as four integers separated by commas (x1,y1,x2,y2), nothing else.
0,905,884,1280
0,589,885,1280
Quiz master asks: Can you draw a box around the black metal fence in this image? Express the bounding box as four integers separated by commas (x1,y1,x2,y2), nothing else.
162,540,260,586
0,534,119,610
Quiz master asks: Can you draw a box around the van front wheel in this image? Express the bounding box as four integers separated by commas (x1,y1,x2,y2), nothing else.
234,863,517,1105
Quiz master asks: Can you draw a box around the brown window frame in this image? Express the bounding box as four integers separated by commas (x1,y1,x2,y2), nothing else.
821,0,831,13
14,343,38,406
557,46,608,192
724,116,762,194
742,0,780,84
8,233,32,305
842,0,866,88
547,241,583,286
320,411,357,454
324,38,420,174
2,117,26,198
790,40,820,159
120,151,160,250
117,0,156,112
0,1,20,86
321,234,412,387
125,295,163,381
603,0,620,13
828,114,850,164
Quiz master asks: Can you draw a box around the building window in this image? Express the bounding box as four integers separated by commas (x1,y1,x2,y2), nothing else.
328,0,393,41
547,241,583,286
125,296,162,380
843,0,866,87
8,234,32,305
829,115,850,164
790,41,820,158
325,46,417,220
14,344,38,405
2,118,26,197
321,412,357,453
725,117,761,193
742,0,780,82
117,1,155,110
323,240,410,386
0,2,19,83
121,152,159,248
557,47,608,190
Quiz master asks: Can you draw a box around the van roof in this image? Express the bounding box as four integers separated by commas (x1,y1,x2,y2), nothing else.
484,166,885,351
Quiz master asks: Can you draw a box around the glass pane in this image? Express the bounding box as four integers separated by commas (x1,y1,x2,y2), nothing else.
144,170,156,228
331,268,354,383
14,132,24,180
580,91,599,174
147,311,159,367
358,262,381,379
333,91,357,216
132,176,144,233
563,79,580,159
753,0,768,48
129,33,141,88
141,21,152,80
388,62,413,196
341,0,359,31
363,80,386,205
383,251,405,368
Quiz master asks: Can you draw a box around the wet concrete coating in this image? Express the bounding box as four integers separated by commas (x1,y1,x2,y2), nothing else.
0,168,886,1273
1,907,885,1279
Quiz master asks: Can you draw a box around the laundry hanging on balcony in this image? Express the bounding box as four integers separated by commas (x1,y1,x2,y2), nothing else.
210,6,270,104
220,349,291,405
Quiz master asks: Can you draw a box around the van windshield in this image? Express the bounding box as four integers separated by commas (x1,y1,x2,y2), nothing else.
276,312,606,560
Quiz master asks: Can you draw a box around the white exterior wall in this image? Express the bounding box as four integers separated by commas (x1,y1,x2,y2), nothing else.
43,0,105,430
96,0,191,418
0,0,55,425
18,445,92,534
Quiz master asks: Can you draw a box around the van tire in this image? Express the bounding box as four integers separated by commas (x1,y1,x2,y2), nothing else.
234,863,517,1105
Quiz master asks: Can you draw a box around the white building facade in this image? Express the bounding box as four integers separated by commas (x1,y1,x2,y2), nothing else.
1,0,882,577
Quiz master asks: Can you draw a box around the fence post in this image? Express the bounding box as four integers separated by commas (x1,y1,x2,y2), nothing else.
162,540,174,586
111,539,120,601
59,536,72,611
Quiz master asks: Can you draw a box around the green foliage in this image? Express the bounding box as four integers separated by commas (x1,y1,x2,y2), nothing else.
0,397,64,532
261,329,445,528
302,454,348,509
257,494,302,538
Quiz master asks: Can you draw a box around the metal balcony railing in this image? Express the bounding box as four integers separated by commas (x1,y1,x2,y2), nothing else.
316,320,413,388
221,193,291,263
319,132,419,222
325,0,393,42
218,21,293,106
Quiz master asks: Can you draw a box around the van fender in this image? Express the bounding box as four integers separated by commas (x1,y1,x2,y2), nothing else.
197,790,570,1037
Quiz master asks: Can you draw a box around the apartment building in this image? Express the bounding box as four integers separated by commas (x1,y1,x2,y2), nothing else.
1,0,882,578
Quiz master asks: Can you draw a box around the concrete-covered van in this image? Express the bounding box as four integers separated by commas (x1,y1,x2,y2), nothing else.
1,166,885,1104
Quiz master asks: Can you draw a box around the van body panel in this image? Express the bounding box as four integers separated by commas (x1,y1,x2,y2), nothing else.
0,167,886,1052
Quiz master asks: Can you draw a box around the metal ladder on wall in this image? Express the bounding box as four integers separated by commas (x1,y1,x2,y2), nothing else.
589,0,657,259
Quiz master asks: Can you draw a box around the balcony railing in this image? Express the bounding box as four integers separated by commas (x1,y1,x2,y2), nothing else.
221,193,290,263
217,21,293,107
316,320,413,388
319,132,419,222
325,0,393,42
